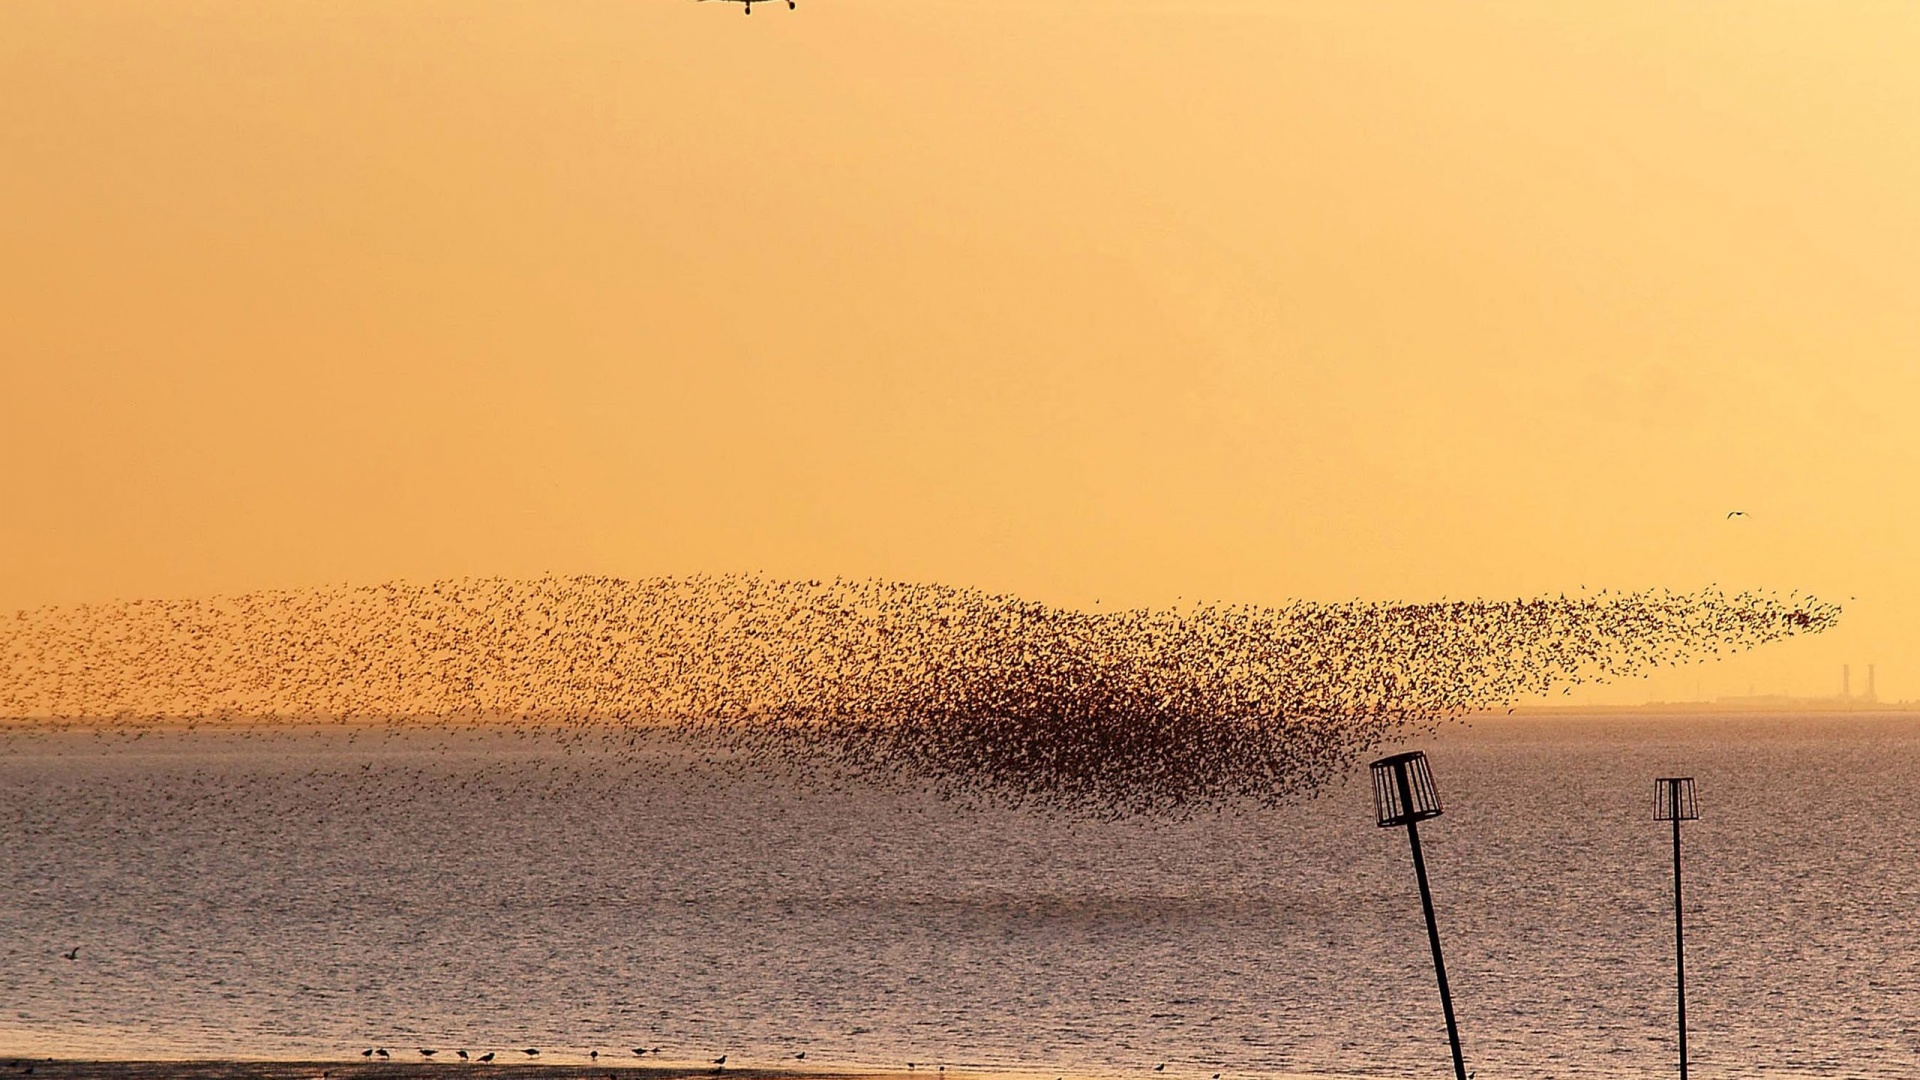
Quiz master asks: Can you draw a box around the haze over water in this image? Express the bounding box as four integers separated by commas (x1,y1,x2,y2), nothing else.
5,712,1916,1079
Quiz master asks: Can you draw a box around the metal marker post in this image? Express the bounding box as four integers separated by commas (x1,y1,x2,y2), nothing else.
1371,751,1467,1080
1655,777,1699,1080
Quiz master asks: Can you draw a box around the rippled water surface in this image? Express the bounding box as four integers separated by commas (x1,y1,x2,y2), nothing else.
5,713,1920,1079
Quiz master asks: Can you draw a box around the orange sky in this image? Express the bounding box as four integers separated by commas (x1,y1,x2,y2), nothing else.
4,1,1918,705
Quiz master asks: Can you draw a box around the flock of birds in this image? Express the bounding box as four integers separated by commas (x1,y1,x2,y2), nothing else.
353,1046,672,1063
326,1048,1181,1080
0,574,1838,817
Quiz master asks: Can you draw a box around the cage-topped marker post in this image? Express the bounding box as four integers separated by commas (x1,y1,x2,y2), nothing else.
1371,750,1466,1080
1656,777,1699,1080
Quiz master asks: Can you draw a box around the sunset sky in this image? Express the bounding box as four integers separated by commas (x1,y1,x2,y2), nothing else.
4,1,1917,704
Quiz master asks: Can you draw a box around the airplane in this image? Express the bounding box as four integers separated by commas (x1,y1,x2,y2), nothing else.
701,0,794,13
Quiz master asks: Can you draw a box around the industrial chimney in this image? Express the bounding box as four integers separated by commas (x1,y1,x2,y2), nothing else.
1843,664,1852,700
1868,664,1878,703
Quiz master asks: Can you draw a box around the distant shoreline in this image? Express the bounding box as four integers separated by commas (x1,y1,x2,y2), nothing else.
1486,700,1920,716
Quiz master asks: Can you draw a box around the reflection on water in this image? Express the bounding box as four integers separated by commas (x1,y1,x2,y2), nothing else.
4,714,1919,1079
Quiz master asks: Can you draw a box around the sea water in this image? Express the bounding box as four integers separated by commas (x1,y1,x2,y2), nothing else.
4,713,1919,1079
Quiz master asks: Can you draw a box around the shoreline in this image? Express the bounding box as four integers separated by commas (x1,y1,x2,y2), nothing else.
0,1065,925,1080
0,1065,1353,1080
